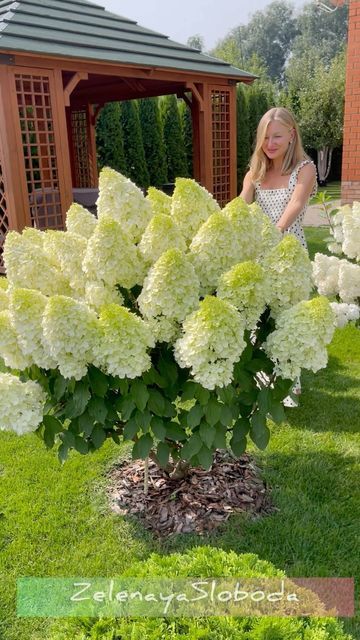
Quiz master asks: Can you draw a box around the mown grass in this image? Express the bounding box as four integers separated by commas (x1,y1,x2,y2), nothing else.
0,228,358,639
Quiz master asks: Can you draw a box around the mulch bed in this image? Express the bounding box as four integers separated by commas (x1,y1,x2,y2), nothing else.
107,450,275,537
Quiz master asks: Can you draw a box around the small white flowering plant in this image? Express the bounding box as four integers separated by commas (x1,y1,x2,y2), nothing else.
311,192,360,329
0,169,336,476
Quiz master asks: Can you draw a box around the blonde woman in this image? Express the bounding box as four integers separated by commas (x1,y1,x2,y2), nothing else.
240,107,317,249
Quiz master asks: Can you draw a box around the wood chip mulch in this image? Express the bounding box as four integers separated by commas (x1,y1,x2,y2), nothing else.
107,450,275,537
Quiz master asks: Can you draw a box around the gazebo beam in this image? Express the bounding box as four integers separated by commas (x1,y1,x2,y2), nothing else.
64,71,88,106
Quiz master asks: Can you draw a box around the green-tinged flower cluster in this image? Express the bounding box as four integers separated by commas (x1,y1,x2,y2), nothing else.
0,279,8,310
146,186,172,217
84,281,124,313
9,288,56,369
222,197,264,260
43,230,87,295
174,296,246,389
171,177,220,243
0,309,31,370
138,249,200,342
261,235,313,317
65,202,97,239
93,304,154,378
42,296,98,380
3,228,71,297
265,297,335,380
83,216,145,289
97,167,152,243
217,261,267,329
138,214,186,266
0,373,46,435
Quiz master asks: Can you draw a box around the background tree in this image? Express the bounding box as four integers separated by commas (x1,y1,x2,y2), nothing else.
236,84,250,191
187,34,204,51
161,95,188,182
139,98,168,188
120,99,150,189
96,102,126,173
179,100,193,178
292,2,348,65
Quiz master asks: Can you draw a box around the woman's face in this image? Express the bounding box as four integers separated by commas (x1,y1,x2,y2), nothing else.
262,120,294,161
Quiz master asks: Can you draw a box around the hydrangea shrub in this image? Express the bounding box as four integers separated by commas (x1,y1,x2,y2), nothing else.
0,169,337,471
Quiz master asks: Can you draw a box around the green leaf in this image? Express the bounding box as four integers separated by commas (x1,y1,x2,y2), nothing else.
162,399,177,418
78,411,93,437
158,354,178,385
187,403,204,429
269,398,286,424
257,388,270,414
142,367,167,388
156,441,170,468
88,367,108,397
240,343,253,363
212,424,227,449
60,430,75,448
74,436,89,455
199,422,216,449
205,398,222,427
194,385,211,406
91,425,107,449
64,382,91,419
272,377,293,401
230,435,247,457
43,414,62,449
116,396,136,421
165,423,187,441
135,410,152,432
147,389,165,416
111,433,121,445
217,385,235,405
238,389,257,406
151,416,167,441
132,433,153,460
197,445,213,470
180,433,203,460
53,375,67,402
88,397,108,425
232,417,250,441
233,366,254,391
57,443,68,464
123,417,139,440
250,412,270,450
131,380,149,412
220,404,233,427
181,381,197,402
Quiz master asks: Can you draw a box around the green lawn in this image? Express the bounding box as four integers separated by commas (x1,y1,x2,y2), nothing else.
0,227,358,639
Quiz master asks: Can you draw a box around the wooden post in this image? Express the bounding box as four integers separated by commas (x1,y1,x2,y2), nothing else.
189,82,213,194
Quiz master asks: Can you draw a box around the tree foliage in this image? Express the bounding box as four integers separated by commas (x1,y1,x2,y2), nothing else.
179,100,193,178
139,98,168,188
236,85,250,191
96,102,126,173
161,95,188,182
120,99,150,189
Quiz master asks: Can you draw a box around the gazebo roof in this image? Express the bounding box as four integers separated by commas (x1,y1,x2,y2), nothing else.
0,0,254,80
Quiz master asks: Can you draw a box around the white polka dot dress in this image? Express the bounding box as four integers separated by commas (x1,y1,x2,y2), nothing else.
255,160,317,250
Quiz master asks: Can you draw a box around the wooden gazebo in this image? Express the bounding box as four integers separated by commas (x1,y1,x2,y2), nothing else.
0,0,254,272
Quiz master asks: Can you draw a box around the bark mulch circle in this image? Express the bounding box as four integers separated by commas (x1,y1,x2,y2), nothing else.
107,450,275,537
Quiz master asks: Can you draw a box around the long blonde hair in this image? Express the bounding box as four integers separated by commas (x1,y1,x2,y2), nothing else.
249,107,308,183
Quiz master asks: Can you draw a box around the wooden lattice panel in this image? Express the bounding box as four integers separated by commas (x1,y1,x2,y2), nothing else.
0,160,9,274
71,109,93,188
211,89,231,207
15,73,63,229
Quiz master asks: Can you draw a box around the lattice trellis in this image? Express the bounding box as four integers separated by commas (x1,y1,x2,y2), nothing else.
211,89,231,207
0,160,9,274
15,73,63,229
71,109,93,188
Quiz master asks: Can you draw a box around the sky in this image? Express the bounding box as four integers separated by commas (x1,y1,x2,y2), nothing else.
99,0,310,51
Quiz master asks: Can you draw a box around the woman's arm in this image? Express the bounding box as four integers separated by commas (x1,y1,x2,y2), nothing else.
276,163,316,232
239,170,255,204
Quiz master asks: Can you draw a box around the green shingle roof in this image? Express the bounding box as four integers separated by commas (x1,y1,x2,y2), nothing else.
0,0,254,80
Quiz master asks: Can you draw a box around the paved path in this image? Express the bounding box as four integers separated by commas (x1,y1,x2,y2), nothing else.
303,200,341,227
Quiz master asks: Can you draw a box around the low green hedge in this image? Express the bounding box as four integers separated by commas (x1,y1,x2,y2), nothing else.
49,547,353,640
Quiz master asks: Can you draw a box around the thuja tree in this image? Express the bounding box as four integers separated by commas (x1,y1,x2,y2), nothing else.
160,95,188,182
138,98,168,188
236,85,250,192
0,170,336,477
96,102,126,174
179,100,193,178
120,99,150,189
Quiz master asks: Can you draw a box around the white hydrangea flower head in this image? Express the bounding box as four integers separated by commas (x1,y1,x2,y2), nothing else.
338,261,360,303
138,248,200,342
138,214,186,266
93,303,155,378
0,277,8,290
222,197,264,261
65,202,97,239
170,178,220,243
84,281,124,313
328,242,343,255
3,228,71,297
330,302,360,328
0,310,31,370
0,373,46,435
0,286,8,311
8,288,56,370
254,209,282,256
174,295,246,390
43,230,87,295
189,212,244,294
42,296,98,380
265,296,336,381
342,201,360,261
217,261,268,330
83,215,145,289
262,235,313,317
97,168,152,243
146,187,172,217
312,253,342,296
